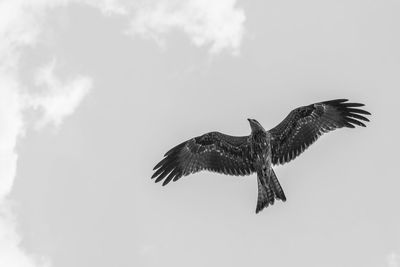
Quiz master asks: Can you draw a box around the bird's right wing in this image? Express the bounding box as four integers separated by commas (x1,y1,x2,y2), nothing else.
152,132,255,186
268,99,370,165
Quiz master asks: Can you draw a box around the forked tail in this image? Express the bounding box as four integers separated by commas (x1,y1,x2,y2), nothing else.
256,169,286,213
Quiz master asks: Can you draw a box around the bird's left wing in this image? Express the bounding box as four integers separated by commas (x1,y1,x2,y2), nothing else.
268,99,371,165
152,132,255,186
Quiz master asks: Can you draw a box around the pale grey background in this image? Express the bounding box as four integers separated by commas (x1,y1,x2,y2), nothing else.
4,1,400,267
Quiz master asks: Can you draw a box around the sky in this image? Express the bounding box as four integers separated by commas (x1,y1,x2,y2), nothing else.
0,0,399,266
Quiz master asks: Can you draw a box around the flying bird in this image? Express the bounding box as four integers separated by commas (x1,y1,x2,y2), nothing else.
152,99,370,213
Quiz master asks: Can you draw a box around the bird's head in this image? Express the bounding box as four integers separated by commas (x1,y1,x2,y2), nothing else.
248,118,265,133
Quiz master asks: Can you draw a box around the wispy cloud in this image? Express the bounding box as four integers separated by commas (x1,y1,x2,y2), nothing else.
28,60,92,129
128,0,246,54
0,76,23,200
0,202,50,267
388,252,400,267
0,0,247,266
84,0,128,16
0,1,94,266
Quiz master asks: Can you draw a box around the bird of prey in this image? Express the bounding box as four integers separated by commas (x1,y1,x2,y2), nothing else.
152,99,370,213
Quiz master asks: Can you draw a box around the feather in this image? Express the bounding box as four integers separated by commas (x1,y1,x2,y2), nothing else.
152,132,255,185
268,99,370,165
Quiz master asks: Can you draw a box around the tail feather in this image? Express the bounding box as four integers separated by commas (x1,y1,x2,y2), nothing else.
271,169,286,201
256,177,273,213
255,169,286,213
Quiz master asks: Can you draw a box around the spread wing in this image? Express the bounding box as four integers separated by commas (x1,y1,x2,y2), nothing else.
152,132,255,186
268,99,371,165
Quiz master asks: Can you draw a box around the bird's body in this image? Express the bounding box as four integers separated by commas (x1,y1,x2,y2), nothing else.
152,99,370,213
248,120,286,212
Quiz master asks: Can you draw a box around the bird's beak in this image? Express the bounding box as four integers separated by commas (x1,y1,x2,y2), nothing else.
247,118,252,123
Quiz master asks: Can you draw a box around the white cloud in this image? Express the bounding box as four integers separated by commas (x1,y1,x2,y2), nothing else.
0,202,50,267
139,244,157,255
0,0,247,266
388,252,400,267
0,75,23,200
28,60,92,129
128,0,246,54
84,0,128,15
0,1,93,266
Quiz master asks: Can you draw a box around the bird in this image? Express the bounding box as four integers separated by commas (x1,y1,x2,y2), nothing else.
151,99,370,213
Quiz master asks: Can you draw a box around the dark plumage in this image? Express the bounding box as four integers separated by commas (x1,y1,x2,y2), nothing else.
152,99,371,213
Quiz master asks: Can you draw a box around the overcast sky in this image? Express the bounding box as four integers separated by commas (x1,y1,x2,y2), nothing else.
1,0,399,267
